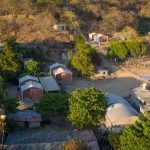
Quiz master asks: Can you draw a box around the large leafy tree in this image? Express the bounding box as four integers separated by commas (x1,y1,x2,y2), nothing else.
119,115,150,150
69,35,95,76
35,93,68,116
25,60,40,76
108,41,129,60
109,115,150,150
126,38,148,57
68,88,107,128
0,37,21,74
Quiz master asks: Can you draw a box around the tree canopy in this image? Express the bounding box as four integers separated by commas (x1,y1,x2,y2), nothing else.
35,93,68,116
67,87,107,128
0,37,21,74
0,97,19,114
109,115,150,150
108,38,148,60
119,115,150,150
25,60,40,76
68,35,95,76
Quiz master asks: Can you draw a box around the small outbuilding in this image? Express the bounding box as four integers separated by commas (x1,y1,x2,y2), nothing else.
53,24,66,31
9,110,42,128
19,75,39,87
94,66,108,79
20,81,44,100
53,67,72,83
89,32,98,41
39,76,60,92
49,63,67,76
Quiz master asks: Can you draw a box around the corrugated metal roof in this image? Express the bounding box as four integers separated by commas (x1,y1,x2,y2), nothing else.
54,68,72,76
20,81,43,92
106,93,139,125
9,110,42,122
49,63,66,70
39,76,60,92
19,75,39,84
4,129,98,150
132,86,150,111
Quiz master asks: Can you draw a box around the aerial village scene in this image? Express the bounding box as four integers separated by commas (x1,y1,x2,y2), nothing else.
0,0,150,150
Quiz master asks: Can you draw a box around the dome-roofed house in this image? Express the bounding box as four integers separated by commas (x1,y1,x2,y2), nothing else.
105,93,139,133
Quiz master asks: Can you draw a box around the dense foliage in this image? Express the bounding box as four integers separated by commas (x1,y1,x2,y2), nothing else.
62,139,88,150
68,35,95,76
36,93,68,116
119,115,150,150
0,37,21,74
25,60,40,76
68,87,107,128
108,38,148,60
109,115,150,150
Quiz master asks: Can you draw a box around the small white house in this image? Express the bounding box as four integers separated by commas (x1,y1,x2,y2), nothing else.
53,24,66,31
89,33,109,43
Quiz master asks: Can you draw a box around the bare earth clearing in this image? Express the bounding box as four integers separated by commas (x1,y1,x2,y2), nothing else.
66,69,142,97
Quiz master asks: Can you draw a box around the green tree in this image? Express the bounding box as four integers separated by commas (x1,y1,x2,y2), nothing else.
125,38,148,57
0,77,7,100
108,134,120,150
108,41,129,60
0,97,19,114
69,35,95,76
71,53,95,76
119,115,150,150
68,88,107,128
25,60,40,76
0,40,21,73
109,115,150,150
35,93,67,116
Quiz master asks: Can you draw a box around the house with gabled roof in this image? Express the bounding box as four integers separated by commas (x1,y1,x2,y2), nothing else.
19,75,39,87
49,63,67,76
20,81,43,100
53,67,72,83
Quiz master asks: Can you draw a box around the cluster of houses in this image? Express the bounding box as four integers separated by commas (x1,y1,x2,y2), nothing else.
19,63,72,100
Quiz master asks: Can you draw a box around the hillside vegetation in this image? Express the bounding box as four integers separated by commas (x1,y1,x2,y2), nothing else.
0,0,149,43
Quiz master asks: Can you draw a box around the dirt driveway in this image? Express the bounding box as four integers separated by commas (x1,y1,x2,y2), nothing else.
65,69,142,97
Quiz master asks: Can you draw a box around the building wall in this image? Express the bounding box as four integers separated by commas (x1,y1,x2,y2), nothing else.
56,72,72,82
23,88,43,99
100,36,108,42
